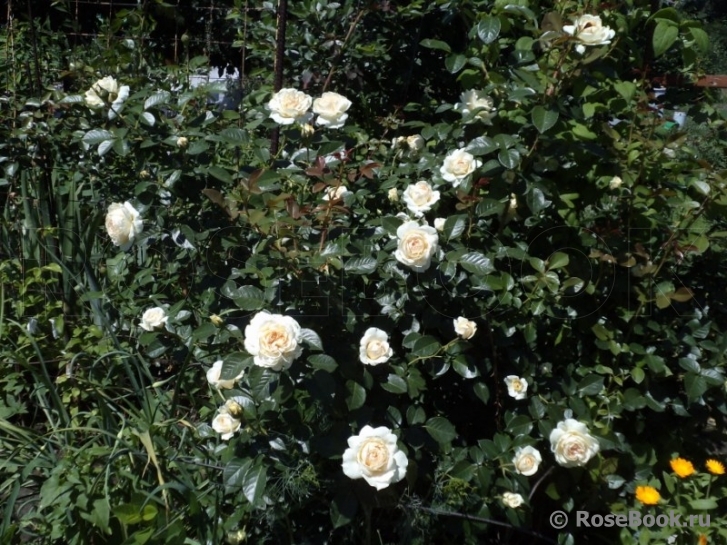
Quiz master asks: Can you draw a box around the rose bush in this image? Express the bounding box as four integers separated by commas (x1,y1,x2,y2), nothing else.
3,0,727,544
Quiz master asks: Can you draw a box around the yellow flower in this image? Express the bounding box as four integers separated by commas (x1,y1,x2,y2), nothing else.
706,459,725,476
670,457,695,478
635,485,660,505
698,534,707,545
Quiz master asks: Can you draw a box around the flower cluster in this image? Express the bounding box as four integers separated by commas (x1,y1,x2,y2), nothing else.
267,88,352,129
84,76,130,120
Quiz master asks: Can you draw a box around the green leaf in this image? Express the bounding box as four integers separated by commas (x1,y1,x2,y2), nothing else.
526,187,551,214
331,491,358,528
420,39,451,53
685,372,707,401
547,252,569,270
578,374,604,395
221,353,250,380
242,462,267,506
309,354,338,372
82,129,114,145
139,112,156,127
466,136,498,156
208,165,233,184
613,81,636,102
689,499,718,510
505,414,532,436
344,256,377,275
424,416,457,444
346,380,366,410
652,21,679,58
381,374,408,394
572,123,597,140
219,127,248,144
97,140,115,156
689,27,709,54
498,149,521,170
460,253,495,275
631,367,645,384
144,91,171,110
442,215,467,241
477,16,501,45
299,328,323,351
89,498,110,533
531,106,559,134
411,335,441,357
223,458,253,494
445,54,467,74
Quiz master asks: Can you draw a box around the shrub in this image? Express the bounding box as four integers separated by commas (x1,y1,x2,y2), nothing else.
2,1,727,544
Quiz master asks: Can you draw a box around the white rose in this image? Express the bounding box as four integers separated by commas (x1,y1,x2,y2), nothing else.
391,136,406,150
453,317,477,340
342,425,408,490
312,92,352,129
322,185,351,201
105,201,143,251
440,149,482,188
139,307,168,331
549,418,601,468
402,181,440,217
176,136,189,148
267,88,313,125
84,76,119,109
212,412,241,440
388,188,399,202
609,176,623,189
502,492,524,509
406,135,425,153
301,123,315,137
108,84,130,120
563,14,616,55
243,311,303,371
512,446,542,476
359,327,393,365
206,360,243,390
504,375,528,400
455,90,496,123
434,218,446,232
394,221,439,272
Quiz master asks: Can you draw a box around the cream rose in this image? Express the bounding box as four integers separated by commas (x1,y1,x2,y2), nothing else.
453,317,477,339
176,136,189,148
402,181,440,217
84,76,129,119
206,360,243,390
549,418,600,468
267,88,313,125
394,221,439,272
243,311,303,371
504,375,528,400
502,492,524,509
609,176,623,189
84,76,119,109
563,14,616,55
406,135,425,153
105,201,143,251
512,446,542,476
139,307,168,331
312,92,352,129
212,412,241,440
322,185,351,201
434,218,446,232
342,425,408,490
359,328,393,365
440,149,482,188
455,90,496,123
388,188,399,202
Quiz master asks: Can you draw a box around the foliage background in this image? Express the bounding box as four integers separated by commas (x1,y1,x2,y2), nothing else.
2,0,727,544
